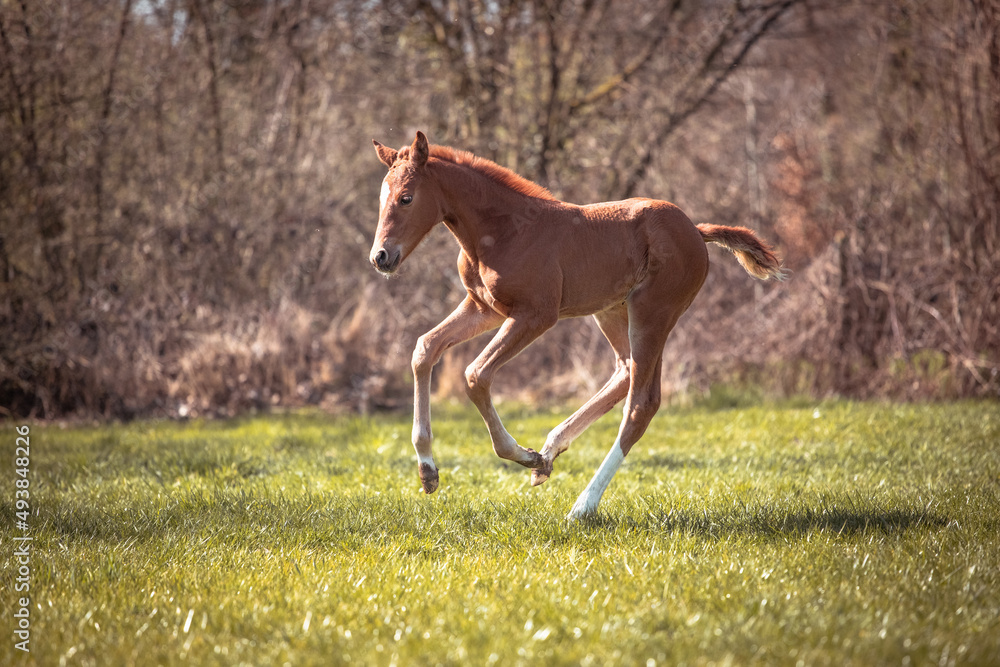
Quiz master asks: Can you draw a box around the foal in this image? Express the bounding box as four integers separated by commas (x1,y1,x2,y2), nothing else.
369,131,784,520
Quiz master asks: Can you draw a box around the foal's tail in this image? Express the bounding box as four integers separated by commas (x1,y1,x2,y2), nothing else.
697,224,787,281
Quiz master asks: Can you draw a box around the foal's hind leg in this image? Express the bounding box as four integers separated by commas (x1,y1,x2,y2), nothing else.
567,301,685,521
566,353,664,520
531,305,631,486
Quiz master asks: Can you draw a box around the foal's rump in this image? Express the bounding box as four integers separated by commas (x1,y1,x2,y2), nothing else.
555,200,783,320
624,198,784,283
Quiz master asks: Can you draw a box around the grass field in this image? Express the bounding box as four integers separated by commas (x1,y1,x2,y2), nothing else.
2,399,999,666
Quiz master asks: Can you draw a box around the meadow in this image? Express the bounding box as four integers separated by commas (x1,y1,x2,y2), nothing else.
2,399,998,666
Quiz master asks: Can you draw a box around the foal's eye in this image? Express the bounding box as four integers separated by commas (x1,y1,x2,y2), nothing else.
399,194,413,205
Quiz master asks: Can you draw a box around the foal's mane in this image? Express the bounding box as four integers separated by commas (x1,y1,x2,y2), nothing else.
429,145,556,201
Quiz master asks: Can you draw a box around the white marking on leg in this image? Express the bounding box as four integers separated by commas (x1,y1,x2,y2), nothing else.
412,418,434,461
412,423,431,448
412,421,437,490
535,426,572,476
567,440,625,521
541,425,571,459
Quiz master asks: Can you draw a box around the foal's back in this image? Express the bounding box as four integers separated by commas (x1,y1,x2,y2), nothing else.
547,197,709,319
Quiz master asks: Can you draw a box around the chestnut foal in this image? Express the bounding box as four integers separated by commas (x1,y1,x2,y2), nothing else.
369,131,783,520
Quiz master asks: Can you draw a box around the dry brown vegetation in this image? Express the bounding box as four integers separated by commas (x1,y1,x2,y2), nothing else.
1,0,997,420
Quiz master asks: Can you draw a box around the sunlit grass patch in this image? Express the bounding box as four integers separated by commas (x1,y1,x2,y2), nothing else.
2,401,998,665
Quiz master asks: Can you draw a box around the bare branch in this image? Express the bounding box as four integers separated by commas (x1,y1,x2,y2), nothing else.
620,0,804,198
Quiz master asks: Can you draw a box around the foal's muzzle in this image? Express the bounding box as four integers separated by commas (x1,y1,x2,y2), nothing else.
371,246,401,274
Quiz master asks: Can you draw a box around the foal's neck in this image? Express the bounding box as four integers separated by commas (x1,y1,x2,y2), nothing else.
432,159,548,248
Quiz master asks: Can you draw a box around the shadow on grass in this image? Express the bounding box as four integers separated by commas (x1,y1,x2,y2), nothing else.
641,453,708,470
580,502,948,539
33,483,949,553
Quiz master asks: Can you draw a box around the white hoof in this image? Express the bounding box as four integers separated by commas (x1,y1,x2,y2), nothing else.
566,499,597,522
566,442,624,521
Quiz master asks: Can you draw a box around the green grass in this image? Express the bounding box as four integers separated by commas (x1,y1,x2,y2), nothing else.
2,400,999,666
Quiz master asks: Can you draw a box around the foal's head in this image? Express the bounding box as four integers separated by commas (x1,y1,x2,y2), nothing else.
369,131,441,275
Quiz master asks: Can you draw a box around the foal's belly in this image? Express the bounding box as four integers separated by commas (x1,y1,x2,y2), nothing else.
557,266,636,319
555,211,648,318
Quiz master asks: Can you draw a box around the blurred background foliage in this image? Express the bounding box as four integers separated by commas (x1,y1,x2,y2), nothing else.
1,0,997,419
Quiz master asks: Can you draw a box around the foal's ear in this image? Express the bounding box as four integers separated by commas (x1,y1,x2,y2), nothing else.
372,139,398,168
411,131,429,167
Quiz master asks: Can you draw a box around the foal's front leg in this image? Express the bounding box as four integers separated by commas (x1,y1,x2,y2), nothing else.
411,296,503,493
464,312,555,468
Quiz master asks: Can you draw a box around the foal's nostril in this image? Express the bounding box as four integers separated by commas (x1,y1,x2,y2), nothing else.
372,247,400,273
